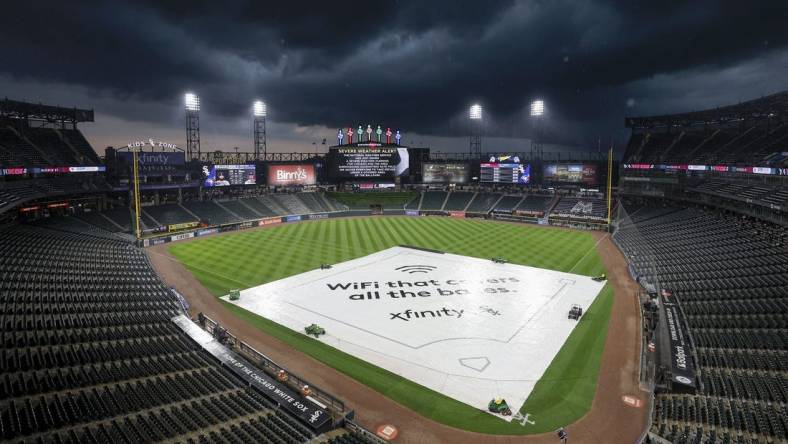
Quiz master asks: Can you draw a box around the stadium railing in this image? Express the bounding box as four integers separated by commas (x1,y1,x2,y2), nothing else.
344,421,388,444
197,313,347,416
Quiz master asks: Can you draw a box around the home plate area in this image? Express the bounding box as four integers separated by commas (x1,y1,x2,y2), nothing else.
222,246,605,421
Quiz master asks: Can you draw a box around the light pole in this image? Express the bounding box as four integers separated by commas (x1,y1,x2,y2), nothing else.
253,100,267,160
530,99,545,159
469,103,482,157
185,93,201,160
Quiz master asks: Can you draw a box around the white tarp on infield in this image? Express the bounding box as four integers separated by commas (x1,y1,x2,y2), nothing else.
222,246,605,420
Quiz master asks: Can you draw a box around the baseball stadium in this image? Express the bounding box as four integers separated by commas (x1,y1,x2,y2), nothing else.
2,89,786,443
1,5,787,444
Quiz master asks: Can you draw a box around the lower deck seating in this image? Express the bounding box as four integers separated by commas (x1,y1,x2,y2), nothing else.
443,192,474,211
181,201,237,226
465,193,501,213
515,195,552,215
420,191,447,210
75,211,124,233
143,204,196,226
270,194,310,215
0,219,363,442
240,197,279,217
614,206,788,444
217,199,261,220
551,197,606,220
102,207,132,231
493,195,522,212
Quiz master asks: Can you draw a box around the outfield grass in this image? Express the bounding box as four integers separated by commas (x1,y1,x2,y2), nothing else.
169,217,612,434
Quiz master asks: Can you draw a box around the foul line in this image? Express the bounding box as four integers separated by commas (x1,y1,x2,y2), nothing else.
147,249,252,288
568,233,609,274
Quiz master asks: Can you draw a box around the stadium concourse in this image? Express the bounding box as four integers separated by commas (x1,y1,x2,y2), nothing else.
0,90,785,444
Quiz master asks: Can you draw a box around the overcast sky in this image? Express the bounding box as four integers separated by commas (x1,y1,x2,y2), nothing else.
2,1,787,155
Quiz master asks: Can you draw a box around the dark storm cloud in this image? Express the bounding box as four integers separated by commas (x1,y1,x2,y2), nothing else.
1,0,787,147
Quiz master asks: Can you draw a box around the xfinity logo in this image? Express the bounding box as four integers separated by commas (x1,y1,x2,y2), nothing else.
390,307,464,321
137,153,172,165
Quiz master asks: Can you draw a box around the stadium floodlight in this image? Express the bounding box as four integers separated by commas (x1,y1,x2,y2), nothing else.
253,100,267,118
184,93,200,111
530,99,545,117
469,103,482,156
469,104,483,120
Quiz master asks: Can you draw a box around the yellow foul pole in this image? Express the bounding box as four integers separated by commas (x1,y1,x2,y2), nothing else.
606,147,613,224
133,149,142,239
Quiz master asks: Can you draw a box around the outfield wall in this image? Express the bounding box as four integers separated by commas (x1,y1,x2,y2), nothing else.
141,209,374,246
139,207,603,247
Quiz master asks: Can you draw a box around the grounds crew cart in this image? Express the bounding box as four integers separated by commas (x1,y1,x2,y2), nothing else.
568,304,583,320
305,324,326,337
488,398,512,416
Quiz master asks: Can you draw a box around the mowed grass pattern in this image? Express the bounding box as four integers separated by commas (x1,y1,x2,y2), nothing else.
169,217,612,434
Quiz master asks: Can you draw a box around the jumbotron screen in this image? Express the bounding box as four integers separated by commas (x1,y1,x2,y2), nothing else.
202,164,256,187
328,146,410,179
480,155,530,184
543,163,598,184
267,164,316,186
422,163,469,184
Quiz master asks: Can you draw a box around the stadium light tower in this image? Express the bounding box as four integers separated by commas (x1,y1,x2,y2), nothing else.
469,103,482,157
530,99,545,159
253,100,267,160
530,99,545,117
184,93,201,160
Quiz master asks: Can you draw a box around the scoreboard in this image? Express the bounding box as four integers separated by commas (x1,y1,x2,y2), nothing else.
543,163,598,185
422,162,469,184
480,163,530,184
328,146,410,179
203,164,256,187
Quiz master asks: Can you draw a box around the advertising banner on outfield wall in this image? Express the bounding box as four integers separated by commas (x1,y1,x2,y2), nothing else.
449,211,466,218
267,164,317,186
259,217,283,226
238,221,256,230
168,221,199,232
308,213,328,220
170,232,195,242
143,237,169,247
405,210,420,216
661,291,697,392
286,215,302,222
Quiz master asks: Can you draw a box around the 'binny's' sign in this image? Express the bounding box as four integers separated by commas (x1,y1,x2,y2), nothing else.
127,138,178,150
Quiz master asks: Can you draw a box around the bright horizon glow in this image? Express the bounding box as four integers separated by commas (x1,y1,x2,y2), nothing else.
184,93,200,111
530,99,545,117
253,100,267,117
469,104,482,120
